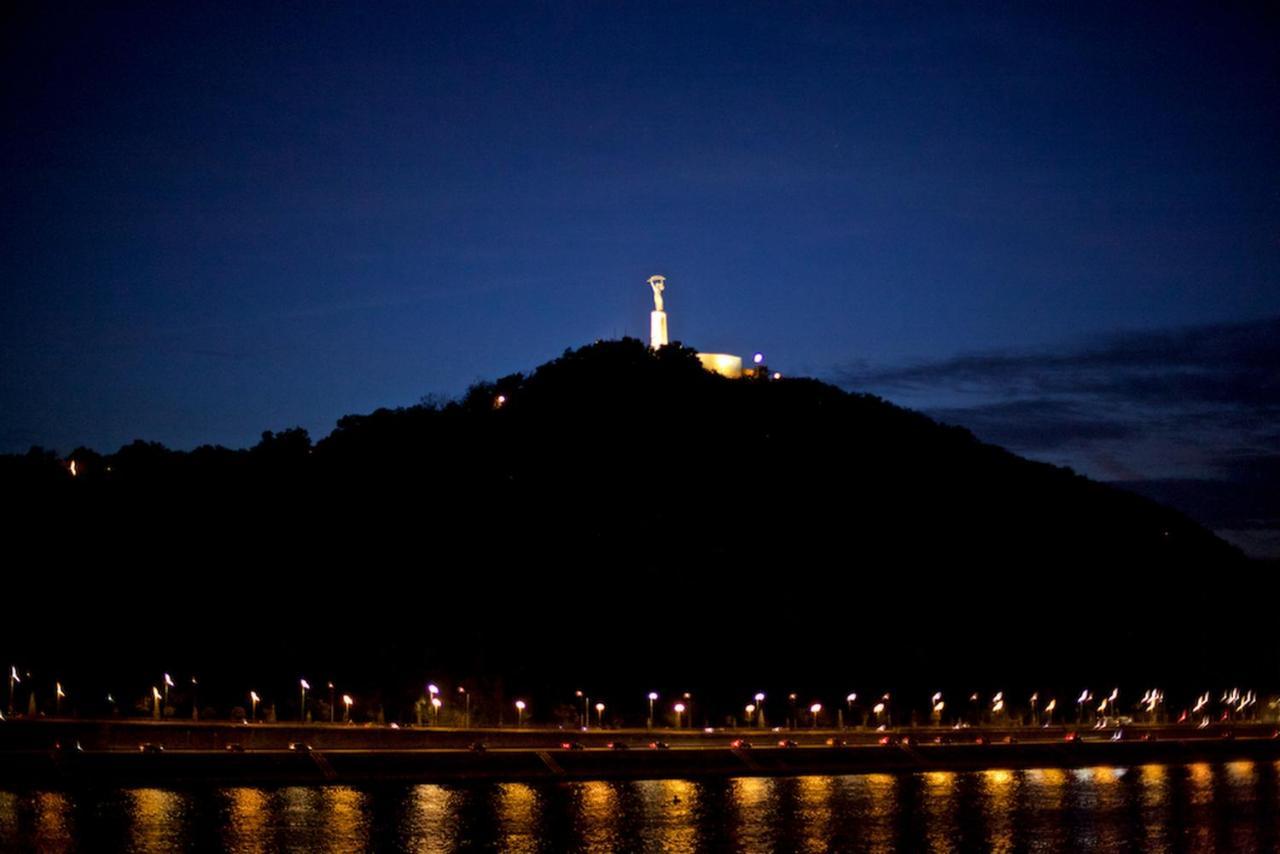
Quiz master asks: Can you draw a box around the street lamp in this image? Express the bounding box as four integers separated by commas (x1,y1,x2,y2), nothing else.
674,702,686,729
342,694,353,723
191,677,199,721
754,693,765,728
745,703,756,725
55,682,65,716
431,696,442,724
152,686,162,720
648,692,658,729
7,666,19,717
515,699,526,727
249,691,260,722
459,686,470,728
810,703,822,728
595,702,605,727
300,679,311,722
576,690,589,730
328,682,335,723
163,673,174,719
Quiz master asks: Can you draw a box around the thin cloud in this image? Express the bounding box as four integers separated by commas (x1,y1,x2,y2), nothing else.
827,317,1280,557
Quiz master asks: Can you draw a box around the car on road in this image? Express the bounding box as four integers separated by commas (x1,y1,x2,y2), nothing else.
730,739,752,749
825,737,846,747
560,741,585,751
469,742,487,753
608,742,629,750
648,741,670,750
778,739,798,748
138,743,164,753
225,743,245,753
289,742,312,752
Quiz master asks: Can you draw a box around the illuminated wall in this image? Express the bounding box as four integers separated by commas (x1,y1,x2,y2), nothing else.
697,353,743,379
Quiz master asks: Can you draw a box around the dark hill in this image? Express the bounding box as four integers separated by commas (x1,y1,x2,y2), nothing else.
1,338,1266,724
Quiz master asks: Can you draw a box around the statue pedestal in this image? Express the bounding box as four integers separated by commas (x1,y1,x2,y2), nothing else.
650,310,668,349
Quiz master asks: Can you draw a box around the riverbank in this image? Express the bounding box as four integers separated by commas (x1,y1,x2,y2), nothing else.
2,720,1277,786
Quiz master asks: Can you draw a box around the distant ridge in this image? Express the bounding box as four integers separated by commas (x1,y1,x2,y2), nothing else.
1,338,1262,719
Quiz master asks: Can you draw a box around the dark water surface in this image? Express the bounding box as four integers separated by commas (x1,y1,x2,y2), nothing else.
2,762,1278,852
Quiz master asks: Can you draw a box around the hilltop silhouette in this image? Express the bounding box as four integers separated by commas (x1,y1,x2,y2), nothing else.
1,339,1265,722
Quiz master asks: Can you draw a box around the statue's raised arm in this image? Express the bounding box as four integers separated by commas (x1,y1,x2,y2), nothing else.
648,275,666,312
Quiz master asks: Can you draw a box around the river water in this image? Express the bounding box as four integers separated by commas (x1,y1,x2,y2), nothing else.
1,762,1277,852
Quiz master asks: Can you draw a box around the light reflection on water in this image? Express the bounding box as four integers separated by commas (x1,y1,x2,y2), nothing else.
0,762,1278,852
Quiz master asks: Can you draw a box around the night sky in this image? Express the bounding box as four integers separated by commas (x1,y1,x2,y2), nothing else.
3,3,1277,554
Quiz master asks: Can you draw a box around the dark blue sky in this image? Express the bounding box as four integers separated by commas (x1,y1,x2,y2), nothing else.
3,3,1277,552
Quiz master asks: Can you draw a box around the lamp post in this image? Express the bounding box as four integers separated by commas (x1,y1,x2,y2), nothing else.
754,693,765,728
515,699,526,727
674,702,685,729
845,693,857,729
810,703,822,728
249,691,260,722
152,686,161,720
7,667,18,717
427,683,439,725
647,692,658,729
329,682,335,723
343,694,353,723
300,679,310,722
163,673,174,719
459,686,470,728
191,677,199,721
745,703,755,726
595,702,605,727
55,682,65,716
576,690,589,730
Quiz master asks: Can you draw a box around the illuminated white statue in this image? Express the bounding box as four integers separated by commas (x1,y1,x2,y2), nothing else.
648,275,668,348
648,275,665,311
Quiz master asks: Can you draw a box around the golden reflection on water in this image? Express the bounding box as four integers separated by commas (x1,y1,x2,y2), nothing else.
1226,760,1256,786
126,788,188,854
1139,764,1167,807
856,773,898,854
405,784,455,853
35,792,73,853
1024,767,1068,850
1188,762,1214,806
575,781,618,851
1092,768,1128,852
1137,765,1171,853
222,788,270,854
321,787,369,853
730,775,773,850
795,775,835,853
980,769,1017,854
0,791,15,838
922,771,958,854
496,782,540,854
648,778,697,853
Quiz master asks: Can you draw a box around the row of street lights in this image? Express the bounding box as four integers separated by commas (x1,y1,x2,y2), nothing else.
7,669,1265,728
